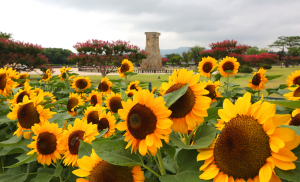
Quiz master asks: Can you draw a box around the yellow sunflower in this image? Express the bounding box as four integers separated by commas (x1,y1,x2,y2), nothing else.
59,66,71,81
72,76,92,92
198,56,218,78
201,80,222,103
161,68,211,134
0,67,18,97
104,92,123,114
218,56,240,77
7,94,56,139
118,59,134,78
62,118,99,166
9,79,35,106
126,89,137,98
69,75,75,84
287,70,300,87
283,86,300,101
289,108,300,126
197,92,300,182
247,68,268,91
67,93,85,116
27,122,65,165
86,90,102,106
158,87,166,96
44,91,57,104
127,80,142,91
40,69,52,82
73,149,145,182
116,89,172,156
98,77,112,95
17,72,29,79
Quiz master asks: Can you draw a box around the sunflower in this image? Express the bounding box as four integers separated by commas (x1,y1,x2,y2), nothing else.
9,79,35,106
98,77,112,95
287,70,300,87
7,95,56,139
69,75,75,84
17,72,29,79
67,93,85,116
289,108,300,126
218,56,240,77
104,92,123,114
72,76,92,92
62,118,99,166
116,89,172,156
161,68,211,134
283,86,300,101
201,80,222,103
40,69,52,82
198,56,218,78
118,59,134,78
125,90,137,98
197,92,300,182
27,122,65,165
127,81,142,91
151,87,157,94
73,149,145,182
247,68,268,91
44,91,57,104
59,66,71,81
86,90,102,106
158,87,166,96
0,67,18,97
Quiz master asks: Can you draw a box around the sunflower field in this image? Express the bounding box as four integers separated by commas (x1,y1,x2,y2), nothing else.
0,56,300,182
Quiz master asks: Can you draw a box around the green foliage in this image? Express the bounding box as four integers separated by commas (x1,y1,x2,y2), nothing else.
238,65,253,73
260,64,272,69
0,32,12,39
189,46,206,65
40,48,73,65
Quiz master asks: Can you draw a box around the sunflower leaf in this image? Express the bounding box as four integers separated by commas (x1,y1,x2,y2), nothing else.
120,89,129,101
95,128,109,138
78,140,93,159
5,153,37,168
163,84,189,108
44,98,68,109
266,75,283,81
244,87,260,94
214,73,221,82
263,100,300,109
0,135,22,147
0,166,28,182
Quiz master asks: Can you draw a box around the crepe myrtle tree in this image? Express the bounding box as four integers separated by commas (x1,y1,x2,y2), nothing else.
68,40,148,77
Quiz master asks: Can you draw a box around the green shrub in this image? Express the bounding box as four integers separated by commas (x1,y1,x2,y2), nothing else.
238,66,253,73
260,64,272,69
179,64,190,67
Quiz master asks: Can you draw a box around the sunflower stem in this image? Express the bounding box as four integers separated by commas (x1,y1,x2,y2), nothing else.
63,166,72,182
184,133,190,145
142,164,161,178
226,76,229,92
125,76,128,88
156,149,166,175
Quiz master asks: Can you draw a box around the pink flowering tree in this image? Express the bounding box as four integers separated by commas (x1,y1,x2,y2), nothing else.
68,40,148,77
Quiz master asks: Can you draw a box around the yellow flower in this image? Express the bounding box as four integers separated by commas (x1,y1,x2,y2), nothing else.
201,80,222,103
59,66,71,81
0,67,18,97
62,118,99,166
104,92,123,114
27,122,65,165
40,69,52,82
117,90,172,156
198,56,218,78
72,76,92,92
289,108,300,126
44,91,57,104
72,149,145,182
197,92,300,182
86,90,102,106
127,80,142,91
9,79,35,106
98,77,112,95
125,89,137,98
218,56,240,77
161,68,211,134
283,86,300,101
118,59,134,78
247,68,268,91
67,93,85,116
287,70,300,87
158,87,166,96
17,72,29,79
7,94,56,139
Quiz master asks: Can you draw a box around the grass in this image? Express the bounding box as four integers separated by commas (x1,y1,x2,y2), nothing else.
29,65,300,97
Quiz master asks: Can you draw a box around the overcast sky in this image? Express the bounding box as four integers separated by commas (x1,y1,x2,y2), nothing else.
1,0,300,52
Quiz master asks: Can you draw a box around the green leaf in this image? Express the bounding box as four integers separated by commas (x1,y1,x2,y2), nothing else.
109,79,122,83
278,89,290,96
234,74,251,79
0,135,22,147
264,100,300,109
48,112,71,123
95,128,109,138
0,115,17,123
5,153,37,168
78,140,93,159
44,98,68,109
123,71,138,77
54,165,63,177
214,73,221,81
225,70,234,73
193,125,217,147
35,173,54,182
0,166,28,182
266,75,283,81
204,107,221,123
120,89,129,101
57,88,75,94
244,87,260,94
163,84,189,108
161,140,176,159
92,140,143,166
16,153,37,163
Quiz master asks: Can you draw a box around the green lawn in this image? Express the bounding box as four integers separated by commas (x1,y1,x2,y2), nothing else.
29,66,300,97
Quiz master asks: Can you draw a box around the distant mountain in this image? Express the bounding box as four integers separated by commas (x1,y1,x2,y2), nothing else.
160,47,190,57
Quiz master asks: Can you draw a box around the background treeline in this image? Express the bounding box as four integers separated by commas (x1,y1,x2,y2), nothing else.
40,48,73,65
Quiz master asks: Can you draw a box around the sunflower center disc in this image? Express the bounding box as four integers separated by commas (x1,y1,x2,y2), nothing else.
109,97,123,113
127,103,157,140
127,92,134,97
204,85,216,100
252,73,261,86
98,81,108,92
16,91,29,104
293,76,300,85
165,83,195,118
290,113,300,126
76,79,88,89
89,161,133,182
0,73,7,90
203,62,213,73
222,62,234,71
130,84,138,91
98,118,109,132
42,73,49,80
90,95,98,106
68,130,85,155
120,63,129,73
17,102,40,129
67,98,79,112
294,87,300,97
37,132,57,155
19,75,28,79
214,115,271,180
87,111,99,125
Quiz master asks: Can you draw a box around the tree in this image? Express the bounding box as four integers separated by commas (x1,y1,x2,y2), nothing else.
169,55,182,66
0,32,12,39
40,48,73,65
246,46,269,55
182,51,190,63
269,36,300,67
68,40,148,77
189,46,205,65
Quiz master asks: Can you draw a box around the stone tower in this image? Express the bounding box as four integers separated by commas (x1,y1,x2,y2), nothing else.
141,32,162,70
